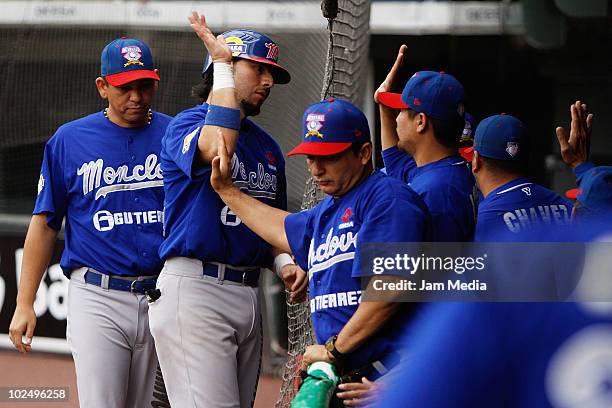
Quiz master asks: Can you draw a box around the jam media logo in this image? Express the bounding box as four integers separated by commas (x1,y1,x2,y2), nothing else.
122,46,144,67
506,142,519,158
225,36,247,57
305,113,325,138
265,151,277,170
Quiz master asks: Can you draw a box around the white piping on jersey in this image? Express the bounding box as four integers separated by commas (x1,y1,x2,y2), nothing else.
234,183,276,200
308,252,355,278
496,182,533,195
95,180,163,200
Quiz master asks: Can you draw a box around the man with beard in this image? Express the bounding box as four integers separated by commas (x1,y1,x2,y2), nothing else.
147,12,302,408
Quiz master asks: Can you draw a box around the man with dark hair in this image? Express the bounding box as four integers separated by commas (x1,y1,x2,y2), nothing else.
470,114,572,240
376,45,475,242
147,12,300,408
210,97,431,406
9,37,171,408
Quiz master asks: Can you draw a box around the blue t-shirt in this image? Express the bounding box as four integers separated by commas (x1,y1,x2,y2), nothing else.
284,171,430,371
159,103,287,267
382,146,475,241
34,111,172,277
378,301,612,408
475,178,572,241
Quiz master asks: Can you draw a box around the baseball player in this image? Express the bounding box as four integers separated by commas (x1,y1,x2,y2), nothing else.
376,45,476,242
147,12,300,408
468,114,572,241
210,98,431,403
8,38,171,407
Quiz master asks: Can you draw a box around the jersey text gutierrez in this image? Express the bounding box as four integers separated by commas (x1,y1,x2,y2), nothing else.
77,153,163,200
93,209,163,232
310,290,362,313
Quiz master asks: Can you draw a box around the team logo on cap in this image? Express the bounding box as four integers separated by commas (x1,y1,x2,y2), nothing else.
225,36,247,57
460,118,473,143
506,142,519,158
305,113,325,138
122,46,145,67
265,42,279,61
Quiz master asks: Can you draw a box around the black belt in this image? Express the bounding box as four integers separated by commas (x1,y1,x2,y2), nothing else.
202,263,260,287
341,350,402,382
83,270,157,294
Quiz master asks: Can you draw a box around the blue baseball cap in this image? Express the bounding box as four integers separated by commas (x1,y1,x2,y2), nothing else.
378,71,465,121
287,98,370,156
571,166,612,212
101,37,160,86
202,29,291,84
473,114,527,161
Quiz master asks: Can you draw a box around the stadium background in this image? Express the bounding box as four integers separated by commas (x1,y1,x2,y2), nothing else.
0,0,610,406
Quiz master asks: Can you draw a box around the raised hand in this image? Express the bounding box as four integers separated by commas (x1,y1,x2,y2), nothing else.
210,129,235,193
374,44,407,104
555,100,594,169
188,11,232,64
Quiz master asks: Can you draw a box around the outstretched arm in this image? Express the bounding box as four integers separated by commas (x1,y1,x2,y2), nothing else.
555,100,593,169
374,44,407,150
211,130,291,252
9,214,58,353
189,11,240,164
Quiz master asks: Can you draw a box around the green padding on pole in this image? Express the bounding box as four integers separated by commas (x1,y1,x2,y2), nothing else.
522,0,566,49
555,0,607,17
291,362,339,408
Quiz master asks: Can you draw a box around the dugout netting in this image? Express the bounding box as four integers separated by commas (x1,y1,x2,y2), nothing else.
0,21,327,215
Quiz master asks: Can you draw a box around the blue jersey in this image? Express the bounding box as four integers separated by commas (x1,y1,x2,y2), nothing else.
34,111,172,277
159,103,287,267
475,178,572,241
378,301,612,408
382,146,475,241
284,171,430,371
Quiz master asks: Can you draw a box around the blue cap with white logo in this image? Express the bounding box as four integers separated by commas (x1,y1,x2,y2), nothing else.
473,114,527,161
101,37,160,86
202,29,290,84
287,98,370,156
378,71,465,121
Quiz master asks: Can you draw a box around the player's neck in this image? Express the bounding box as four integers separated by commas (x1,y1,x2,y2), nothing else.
477,172,523,198
104,107,151,128
412,139,455,167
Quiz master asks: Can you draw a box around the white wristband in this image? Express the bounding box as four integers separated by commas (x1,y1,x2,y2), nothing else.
274,253,295,277
212,62,235,91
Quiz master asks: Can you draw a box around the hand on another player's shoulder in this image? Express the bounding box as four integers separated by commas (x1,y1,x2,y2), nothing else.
211,129,236,196
8,304,37,354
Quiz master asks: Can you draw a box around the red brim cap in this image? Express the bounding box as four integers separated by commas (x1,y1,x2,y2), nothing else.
459,146,474,162
240,56,291,84
378,92,407,109
565,188,581,200
287,142,352,157
105,70,161,87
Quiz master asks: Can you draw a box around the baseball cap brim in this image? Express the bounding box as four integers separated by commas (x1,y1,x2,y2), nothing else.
287,142,352,157
378,92,407,109
105,70,160,87
565,188,580,200
239,55,291,84
459,147,474,162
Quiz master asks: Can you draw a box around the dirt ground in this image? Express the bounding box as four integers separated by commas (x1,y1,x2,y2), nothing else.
0,350,282,408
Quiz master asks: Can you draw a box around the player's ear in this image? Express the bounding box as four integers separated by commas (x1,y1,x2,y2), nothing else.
416,113,427,133
359,142,372,165
95,77,109,100
471,151,481,173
